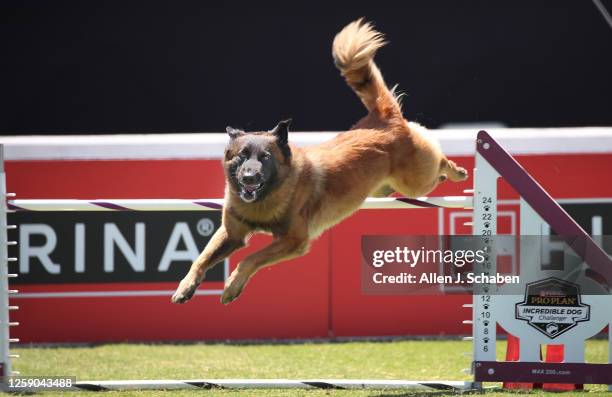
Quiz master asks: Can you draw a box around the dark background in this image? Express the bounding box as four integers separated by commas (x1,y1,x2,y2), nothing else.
1,1,611,134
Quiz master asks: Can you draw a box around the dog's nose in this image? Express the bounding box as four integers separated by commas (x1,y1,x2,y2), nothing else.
241,171,262,185
241,159,263,184
242,175,255,185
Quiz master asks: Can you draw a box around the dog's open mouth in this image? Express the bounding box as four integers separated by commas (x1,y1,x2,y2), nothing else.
239,182,264,203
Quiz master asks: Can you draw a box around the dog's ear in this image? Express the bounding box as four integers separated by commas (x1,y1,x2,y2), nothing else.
226,126,243,139
270,119,292,147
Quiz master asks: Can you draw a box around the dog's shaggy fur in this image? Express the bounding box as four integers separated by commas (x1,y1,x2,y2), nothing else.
172,19,468,305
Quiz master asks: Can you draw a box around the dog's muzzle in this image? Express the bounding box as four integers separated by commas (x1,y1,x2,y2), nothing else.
238,160,265,203
239,179,264,203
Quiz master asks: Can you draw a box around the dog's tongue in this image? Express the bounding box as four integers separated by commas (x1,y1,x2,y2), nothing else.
244,185,257,193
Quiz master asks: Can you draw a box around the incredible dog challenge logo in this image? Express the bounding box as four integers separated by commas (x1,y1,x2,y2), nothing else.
515,278,590,339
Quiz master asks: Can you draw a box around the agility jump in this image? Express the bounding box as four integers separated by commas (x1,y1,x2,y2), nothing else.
1,130,611,391
7,196,471,212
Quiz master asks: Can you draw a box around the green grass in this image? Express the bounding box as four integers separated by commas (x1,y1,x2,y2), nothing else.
11,340,611,396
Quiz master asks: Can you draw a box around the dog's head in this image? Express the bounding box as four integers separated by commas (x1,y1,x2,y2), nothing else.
224,119,292,203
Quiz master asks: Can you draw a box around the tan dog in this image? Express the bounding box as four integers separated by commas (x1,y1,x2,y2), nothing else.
172,19,467,305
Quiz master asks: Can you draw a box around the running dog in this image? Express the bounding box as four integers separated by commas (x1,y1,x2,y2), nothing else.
172,19,468,305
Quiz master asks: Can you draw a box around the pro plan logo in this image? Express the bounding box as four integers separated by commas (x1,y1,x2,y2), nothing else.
515,278,590,339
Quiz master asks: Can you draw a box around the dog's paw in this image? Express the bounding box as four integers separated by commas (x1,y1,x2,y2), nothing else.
171,279,199,304
220,273,246,305
220,289,241,305
456,167,468,180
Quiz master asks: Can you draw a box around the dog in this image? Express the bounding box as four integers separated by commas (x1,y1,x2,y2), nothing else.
171,19,468,305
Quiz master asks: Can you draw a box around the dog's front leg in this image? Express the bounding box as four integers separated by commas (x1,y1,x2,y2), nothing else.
221,232,309,305
172,224,246,304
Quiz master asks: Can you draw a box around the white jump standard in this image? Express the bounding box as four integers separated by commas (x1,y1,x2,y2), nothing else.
1,130,611,392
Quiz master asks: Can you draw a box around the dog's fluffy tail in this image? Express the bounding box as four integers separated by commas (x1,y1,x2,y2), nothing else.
332,19,401,118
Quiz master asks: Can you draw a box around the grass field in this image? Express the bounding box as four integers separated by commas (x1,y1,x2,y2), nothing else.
12,339,611,396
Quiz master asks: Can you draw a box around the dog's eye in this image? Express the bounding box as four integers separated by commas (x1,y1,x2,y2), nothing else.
261,153,271,161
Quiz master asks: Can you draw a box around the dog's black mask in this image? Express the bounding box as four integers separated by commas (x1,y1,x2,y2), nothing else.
224,119,292,203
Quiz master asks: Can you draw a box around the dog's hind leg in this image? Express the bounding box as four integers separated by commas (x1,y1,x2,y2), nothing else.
370,184,395,197
172,218,248,304
440,158,468,182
